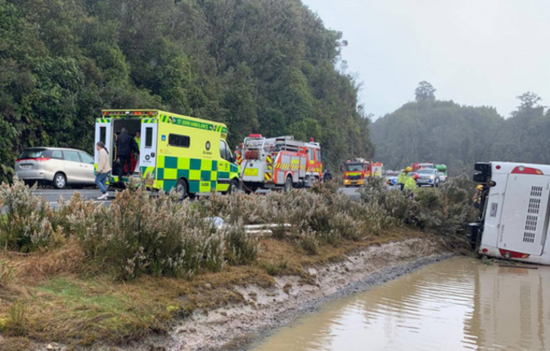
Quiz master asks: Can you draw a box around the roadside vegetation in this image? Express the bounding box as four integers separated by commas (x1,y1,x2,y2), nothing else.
0,0,373,182
0,178,475,349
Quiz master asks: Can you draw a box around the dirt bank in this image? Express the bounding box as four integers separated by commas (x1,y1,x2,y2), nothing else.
134,237,450,351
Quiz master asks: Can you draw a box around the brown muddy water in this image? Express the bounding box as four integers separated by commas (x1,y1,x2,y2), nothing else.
250,257,550,351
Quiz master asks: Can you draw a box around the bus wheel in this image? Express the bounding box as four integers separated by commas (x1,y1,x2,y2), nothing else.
228,179,240,194
284,176,293,193
176,179,188,200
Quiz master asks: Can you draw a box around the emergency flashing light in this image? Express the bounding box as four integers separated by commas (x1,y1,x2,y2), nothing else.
249,134,262,138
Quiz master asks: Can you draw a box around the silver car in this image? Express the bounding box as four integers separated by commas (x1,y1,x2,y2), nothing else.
15,147,96,189
416,168,440,187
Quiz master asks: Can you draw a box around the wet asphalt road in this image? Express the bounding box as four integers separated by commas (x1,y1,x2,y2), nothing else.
31,189,113,208
27,186,362,207
338,186,362,200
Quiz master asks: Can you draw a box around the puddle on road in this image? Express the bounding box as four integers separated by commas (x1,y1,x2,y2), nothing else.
250,257,550,351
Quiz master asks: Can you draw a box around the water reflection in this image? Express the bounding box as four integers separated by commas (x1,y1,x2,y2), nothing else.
251,257,550,351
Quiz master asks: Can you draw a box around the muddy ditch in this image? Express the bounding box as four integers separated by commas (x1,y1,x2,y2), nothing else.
119,237,452,351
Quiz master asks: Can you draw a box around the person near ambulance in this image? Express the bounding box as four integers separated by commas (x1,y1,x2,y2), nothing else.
398,167,411,191
134,131,141,149
95,141,111,200
404,171,419,198
116,128,139,178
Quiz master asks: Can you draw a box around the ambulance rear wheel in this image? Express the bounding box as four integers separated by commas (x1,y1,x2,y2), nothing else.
176,179,188,200
284,176,293,193
228,179,240,194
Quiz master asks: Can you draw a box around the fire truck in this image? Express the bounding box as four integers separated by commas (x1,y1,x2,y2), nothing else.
239,135,322,192
343,158,368,187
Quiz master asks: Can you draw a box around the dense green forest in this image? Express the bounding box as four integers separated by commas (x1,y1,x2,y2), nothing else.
0,0,374,181
371,82,550,173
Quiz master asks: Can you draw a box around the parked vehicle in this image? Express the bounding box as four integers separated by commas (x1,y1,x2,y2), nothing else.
95,110,241,198
343,158,369,187
412,162,435,171
239,134,322,192
435,164,448,182
472,161,550,266
416,168,440,187
385,176,398,189
15,147,95,189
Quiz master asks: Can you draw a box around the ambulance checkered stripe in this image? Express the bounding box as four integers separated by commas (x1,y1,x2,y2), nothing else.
155,155,239,193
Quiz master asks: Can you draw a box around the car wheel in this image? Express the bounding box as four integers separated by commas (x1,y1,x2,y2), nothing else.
228,179,240,194
176,178,188,200
53,173,67,189
284,176,293,192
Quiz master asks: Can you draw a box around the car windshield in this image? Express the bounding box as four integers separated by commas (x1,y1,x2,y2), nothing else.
418,169,436,174
346,163,363,171
19,149,46,159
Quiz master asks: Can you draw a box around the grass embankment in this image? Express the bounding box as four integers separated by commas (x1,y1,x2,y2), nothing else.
0,178,474,349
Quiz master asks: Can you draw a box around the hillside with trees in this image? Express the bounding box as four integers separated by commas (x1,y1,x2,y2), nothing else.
0,0,373,181
371,82,550,173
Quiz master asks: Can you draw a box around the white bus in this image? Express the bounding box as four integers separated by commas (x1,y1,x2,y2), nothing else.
473,161,550,266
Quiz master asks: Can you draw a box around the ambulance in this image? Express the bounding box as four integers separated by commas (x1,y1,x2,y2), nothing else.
473,161,550,265
94,110,240,198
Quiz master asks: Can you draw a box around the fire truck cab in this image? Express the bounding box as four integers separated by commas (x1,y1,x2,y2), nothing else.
473,161,550,266
343,158,370,187
240,135,322,192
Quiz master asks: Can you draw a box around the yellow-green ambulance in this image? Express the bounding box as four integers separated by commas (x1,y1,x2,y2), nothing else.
94,109,240,197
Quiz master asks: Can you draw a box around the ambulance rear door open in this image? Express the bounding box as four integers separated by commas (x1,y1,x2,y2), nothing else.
95,119,113,167
498,173,550,256
139,120,158,175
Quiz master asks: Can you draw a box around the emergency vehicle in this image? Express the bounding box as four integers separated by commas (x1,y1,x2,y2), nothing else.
94,110,240,198
412,162,435,171
473,161,550,266
343,158,370,187
342,159,383,187
239,135,322,192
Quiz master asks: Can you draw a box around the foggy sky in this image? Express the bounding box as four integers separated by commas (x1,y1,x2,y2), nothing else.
302,0,550,119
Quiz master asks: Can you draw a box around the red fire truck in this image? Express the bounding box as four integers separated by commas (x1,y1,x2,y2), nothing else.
343,158,370,187
239,135,322,192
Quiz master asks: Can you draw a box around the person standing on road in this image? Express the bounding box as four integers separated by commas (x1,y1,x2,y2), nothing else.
323,168,332,182
404,172,418,198
398,167,411,191
96,141,111,200
116,128,139,178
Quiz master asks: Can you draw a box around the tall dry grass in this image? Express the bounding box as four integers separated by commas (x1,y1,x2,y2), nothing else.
0,177,474,280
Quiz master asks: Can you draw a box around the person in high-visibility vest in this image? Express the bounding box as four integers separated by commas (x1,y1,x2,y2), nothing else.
134,131,141,149
398,167,411,191
404,172,418,193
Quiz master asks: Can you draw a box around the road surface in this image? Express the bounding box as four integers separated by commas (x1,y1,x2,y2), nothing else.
338,186,362,200
32,189,113,208
27,187,363,206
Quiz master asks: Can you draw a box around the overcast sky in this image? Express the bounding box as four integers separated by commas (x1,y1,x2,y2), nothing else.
302,0,550,119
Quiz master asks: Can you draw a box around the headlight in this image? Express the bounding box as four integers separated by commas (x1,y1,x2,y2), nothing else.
429,176,434,179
